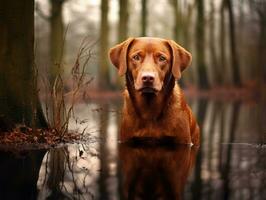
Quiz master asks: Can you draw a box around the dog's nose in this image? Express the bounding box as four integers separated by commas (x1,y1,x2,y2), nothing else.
142,73,155,83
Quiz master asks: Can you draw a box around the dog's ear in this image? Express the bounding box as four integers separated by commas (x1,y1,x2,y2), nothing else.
109,38,135,76
167,40,192,79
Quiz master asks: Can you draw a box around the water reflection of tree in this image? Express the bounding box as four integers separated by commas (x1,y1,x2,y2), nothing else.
36,102,122,199
191,99,208,200
98,103,121,200
221,102,240,199
46,148,67,199
185,100,265,199
38,144,100,199
98,104,109,200
0,150,46,200
33,99,266,199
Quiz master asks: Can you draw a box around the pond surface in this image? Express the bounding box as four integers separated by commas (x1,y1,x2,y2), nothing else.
0,98,265,200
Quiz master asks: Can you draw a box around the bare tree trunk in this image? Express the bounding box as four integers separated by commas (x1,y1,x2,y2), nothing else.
116,0,129,89
237,0,248,82
258,19,266,83
220,0,232,86
196,0,209,89
141,0,147,36
99,0,111,90
0,0,46,128
49,0,65,84
48,0,66,130
209,0,219,86
171,0,186,86
182,3,196,86
118,0,129,42
220,1,226,85
249,0,266,91
225,0,241,87
171,0,181,42
183,3,193,48
255,1,266,84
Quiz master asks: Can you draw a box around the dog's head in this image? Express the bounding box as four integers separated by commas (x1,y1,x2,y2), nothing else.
109,37,192,94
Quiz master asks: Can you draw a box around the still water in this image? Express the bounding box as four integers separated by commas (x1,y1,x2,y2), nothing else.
0,98,265,200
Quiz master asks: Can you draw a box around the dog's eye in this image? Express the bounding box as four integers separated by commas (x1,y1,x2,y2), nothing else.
159,55,166,62
132,54,141,61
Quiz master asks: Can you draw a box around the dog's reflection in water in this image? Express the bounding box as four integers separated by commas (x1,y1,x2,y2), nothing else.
119,138,198,200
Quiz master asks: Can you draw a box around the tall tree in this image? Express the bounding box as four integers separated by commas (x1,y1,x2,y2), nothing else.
118,0,129,42
209,0,219,86
196,0,209,89
171,0,185,87
141,0,147,36
219,0,233,85
0,0,46,128
50,0,65,83
250,0,266,84
182,2,196,86
171,0,181,42
183,2,194,48
220,0,227,85
116,0,129,89
224,0,241,86
99,0,111,89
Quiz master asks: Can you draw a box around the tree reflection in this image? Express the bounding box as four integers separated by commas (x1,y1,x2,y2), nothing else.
29,101,266,199
46,148,67,200
98,104,109,200
221,102,240,199
119,142,198,200
0,150,45,200
37,144,100,200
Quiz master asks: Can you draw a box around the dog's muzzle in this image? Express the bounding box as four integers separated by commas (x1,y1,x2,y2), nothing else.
139,87,158,94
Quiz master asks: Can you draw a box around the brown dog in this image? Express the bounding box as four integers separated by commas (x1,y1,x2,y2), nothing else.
109,37,199,145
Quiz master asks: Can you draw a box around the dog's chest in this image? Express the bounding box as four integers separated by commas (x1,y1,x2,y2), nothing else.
123,110,190,138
